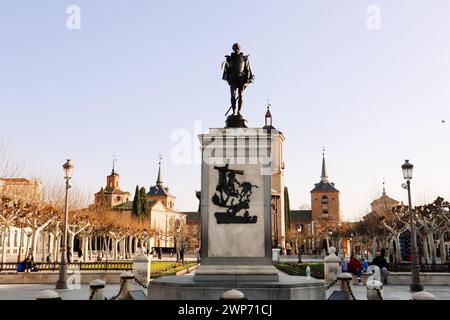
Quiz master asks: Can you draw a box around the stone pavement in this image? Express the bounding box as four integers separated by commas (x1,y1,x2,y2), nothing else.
0,283,146,300
326,283,450,300
0,283,448,300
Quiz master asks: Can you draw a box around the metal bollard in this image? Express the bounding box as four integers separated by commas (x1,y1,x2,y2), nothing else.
221,289,246,300
366,279,383,300
89,279,106,300
36,289,61,300
118,272,135,300
412,291,435,300
338,273,354,300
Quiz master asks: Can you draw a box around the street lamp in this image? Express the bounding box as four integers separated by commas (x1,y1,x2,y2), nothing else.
271,198,279,248
349,233,353,256
55,159,74,289
175,227,181,262
327,231,333,254
297,225,303,263
143,230,148,255
401,159,423,292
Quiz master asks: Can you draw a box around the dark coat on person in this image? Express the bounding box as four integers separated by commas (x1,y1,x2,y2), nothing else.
22,257,36,271
372,256,389,269
67,250,72,263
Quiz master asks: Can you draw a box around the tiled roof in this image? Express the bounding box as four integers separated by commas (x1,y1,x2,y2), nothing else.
0,178,36,184
147,184,174,197
290,210,312,222
96,187,130,196
184,211,200,222
310,181,339,193
113,201,133,210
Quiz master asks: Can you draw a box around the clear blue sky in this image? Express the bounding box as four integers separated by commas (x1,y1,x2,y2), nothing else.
1,1,449,220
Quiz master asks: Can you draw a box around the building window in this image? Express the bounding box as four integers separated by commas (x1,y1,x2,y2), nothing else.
321,196,328,204
322,210,329,219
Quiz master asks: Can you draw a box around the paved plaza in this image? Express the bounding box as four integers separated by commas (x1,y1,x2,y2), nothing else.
0,282,448,300
325,284,450,300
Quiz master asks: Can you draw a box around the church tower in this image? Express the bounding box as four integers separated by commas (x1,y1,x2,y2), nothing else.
147,156,177,210
264,102,287,250
106,161,120,189
94,160,130,208
310,151,340,223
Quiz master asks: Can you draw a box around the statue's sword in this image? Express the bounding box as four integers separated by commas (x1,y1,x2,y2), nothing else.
224,93,241,116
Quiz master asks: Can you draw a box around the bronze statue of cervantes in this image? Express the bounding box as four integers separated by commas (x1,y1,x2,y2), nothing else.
222,43,254,117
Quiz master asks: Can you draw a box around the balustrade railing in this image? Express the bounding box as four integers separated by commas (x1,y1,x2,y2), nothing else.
0,261,133,272
388,263,450,273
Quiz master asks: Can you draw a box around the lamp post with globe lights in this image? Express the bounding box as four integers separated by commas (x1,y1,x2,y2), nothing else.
55,159,74,289
297,225,303,263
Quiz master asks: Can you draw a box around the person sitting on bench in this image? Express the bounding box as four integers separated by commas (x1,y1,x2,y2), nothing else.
372,251,389,284
348,253,363,285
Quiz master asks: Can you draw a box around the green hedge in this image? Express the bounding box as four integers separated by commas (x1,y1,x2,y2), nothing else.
151,262,197,278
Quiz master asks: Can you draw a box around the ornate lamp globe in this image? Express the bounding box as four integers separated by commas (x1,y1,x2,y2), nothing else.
63,159,74,180
401,159,413,180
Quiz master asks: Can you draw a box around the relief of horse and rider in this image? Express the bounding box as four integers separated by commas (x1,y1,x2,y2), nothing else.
212,163,258,224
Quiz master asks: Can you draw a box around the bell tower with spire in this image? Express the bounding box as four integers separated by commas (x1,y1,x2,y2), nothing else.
147,155,177,209
94,159,131,208
106,159,120,189
310,149,340,222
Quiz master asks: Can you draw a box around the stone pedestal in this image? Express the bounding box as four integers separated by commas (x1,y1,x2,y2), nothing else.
324,247,341,285
366,279,383,300
146,126,325,300
36,289,60,300
133,252,151,286
225,114,248,128
89,279,106,300
194,127,278,282
194,265,279,282
272,248,281,262
148,271,325,300
118,272,135,300
412,291,435,300
338,273,354,300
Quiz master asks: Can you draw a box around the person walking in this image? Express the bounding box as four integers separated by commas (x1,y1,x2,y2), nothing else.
180,247,185,263
372,250,389,284
46,253,54,263
348,253,363,285
67,248,72,263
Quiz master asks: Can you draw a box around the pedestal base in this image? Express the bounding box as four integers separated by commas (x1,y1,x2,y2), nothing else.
147,271,325,300
225,114,248,128
193,265,279,282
